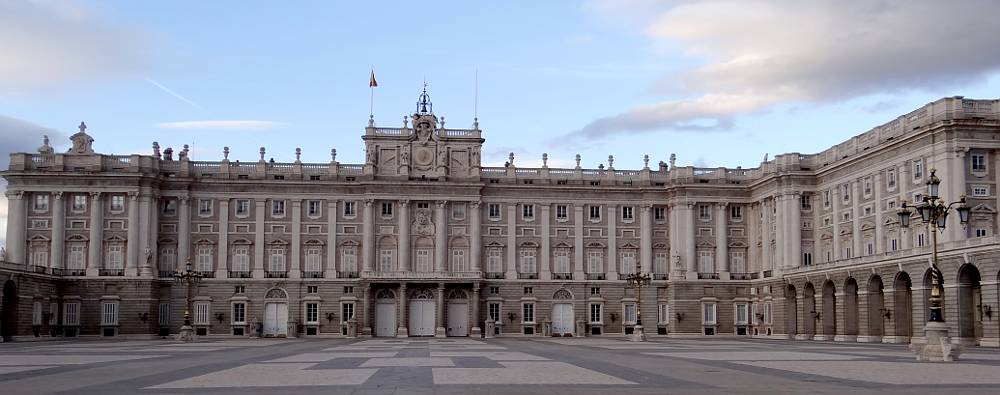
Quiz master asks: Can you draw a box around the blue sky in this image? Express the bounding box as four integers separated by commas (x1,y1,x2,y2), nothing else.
2,0,1000,244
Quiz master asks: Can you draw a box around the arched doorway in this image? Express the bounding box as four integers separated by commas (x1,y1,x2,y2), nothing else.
785,284,798,337
893,272,913,339
957,264,982,341
263,288,289,337
446,289,469,337
551,289,574,336
867,275,884,339
375,289,397,337
822,280,837,339
803,283,816,338
1,280,17,341
409,288,436,336
844,278,859,338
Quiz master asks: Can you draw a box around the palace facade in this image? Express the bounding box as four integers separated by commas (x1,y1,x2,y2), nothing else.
1,93,999,346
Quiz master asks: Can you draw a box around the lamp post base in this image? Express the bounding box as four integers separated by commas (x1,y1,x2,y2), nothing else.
628,325,647,342
910,321,960,362
176,325,196,342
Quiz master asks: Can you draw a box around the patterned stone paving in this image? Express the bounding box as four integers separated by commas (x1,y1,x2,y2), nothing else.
1,337,999,394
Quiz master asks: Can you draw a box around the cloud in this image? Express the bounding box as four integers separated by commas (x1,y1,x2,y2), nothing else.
573,0,1000,139
153,121,286,131
0,115,67,246
0,1,147,92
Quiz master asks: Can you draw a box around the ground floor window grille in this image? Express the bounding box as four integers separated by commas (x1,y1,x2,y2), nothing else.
657,304,669,325
101,302,119,326
589,303,602,324
159,303,170,326
64,302,80,326
194,302,210,325
623,303,637,325
232,303,246,325
488,302,501,322
522,303,535,323
702,303,717,325
341,303,355,323
305,303,319,324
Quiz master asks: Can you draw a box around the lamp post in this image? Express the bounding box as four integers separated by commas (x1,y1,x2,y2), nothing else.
897,169,969,361
624,260,652,342
174,258,203,342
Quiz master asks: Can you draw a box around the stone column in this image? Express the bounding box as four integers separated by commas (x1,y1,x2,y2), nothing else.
325,200,338,279
4,191,26,264
606,204,618,281
874,173,884,254
713,204,726,278
852,181,862,258
177,196,191,269
789,193,802,269
216,199,230,279
435,201,447,272
145,193,159,277
397,283,409,337
126,192,140,272
471,282,482,335
682,203,696,279
506,204,517,279
774,195,786,270
253,199,266,278
86,193,102,274
942,148,967,242
132,194,151,277
540,203,551,280
435,283,446,337
831,191,841,261
573,204,585,278
470,201,482,272
398,200,410,272
290,199,302,279
761,198,773,270
746,203,759,273
640,204,653,274
362,199,374,273
51,192,66,271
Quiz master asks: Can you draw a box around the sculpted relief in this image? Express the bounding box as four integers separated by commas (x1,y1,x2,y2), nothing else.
413,209,435,236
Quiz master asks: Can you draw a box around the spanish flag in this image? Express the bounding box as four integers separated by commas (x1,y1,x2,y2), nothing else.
370,70,378,88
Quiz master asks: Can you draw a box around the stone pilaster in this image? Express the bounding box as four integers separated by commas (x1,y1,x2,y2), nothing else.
435,201,447,272
126,192,139,272
132,194,151,277
471,282,481,335
362,199,374,273
435,283,446,337
398,200,410,272
289,199,301,279
325,200,338,278
51,192,65,271
505,204,517,279
852,181,862,258
470,201,482,272
86,193,102,274
397,283,409,337
640,204,653,274
4,191,26,265
540,203,551,280
715,202,728,278
216,199,229,278
789,193,802,269
253,199,265,278
573,204,585,278
177,195,191,268
606,204,618,281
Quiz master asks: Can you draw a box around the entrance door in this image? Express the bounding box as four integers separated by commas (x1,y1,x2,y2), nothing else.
447,303,468,337
263,303,289,337
376,303,397,337
409,300,435,336
552,303,574,335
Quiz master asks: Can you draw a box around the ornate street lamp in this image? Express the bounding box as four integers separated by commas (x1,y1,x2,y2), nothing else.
897,169,969,361
173,258,203,341
624,260,651,342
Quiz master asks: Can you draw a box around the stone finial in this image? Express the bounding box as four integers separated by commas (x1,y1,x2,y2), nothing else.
78,121,87,133
331,148,337,162
643,154,650,169
608,155,614,169
473,117,479,129
669,153,677,169
223,146,230,160
259,147,266,161
295,147,301,162
403,115,409,128
368,114,375,127
599,164,605,170
38,135,54,155
43,135,50,146
179,144,189,160
542,153,548,168
440,116,446,128
508,152,515,166
163,147,174,161
575,154,581,168
153,142,161,159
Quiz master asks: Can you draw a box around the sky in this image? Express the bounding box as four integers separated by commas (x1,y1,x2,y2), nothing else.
2,0,1000,246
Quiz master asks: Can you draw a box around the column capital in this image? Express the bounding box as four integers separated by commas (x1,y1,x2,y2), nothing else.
89,191,102,199
435,200,447,208
128,191,140,200
364,198,375,207
4,190,24,200
52,191,63,200
400,199,410,208
178,195,190,203
641,203,652,211
716,202,728,209
470,200,481,209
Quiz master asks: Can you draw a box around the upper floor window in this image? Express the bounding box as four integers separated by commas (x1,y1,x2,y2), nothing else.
555,204,568,220
235,199,250,216
34,194,49,211
198,199,212,216
621,206,634,221
698,204,711,220
72,195,87,212
589,205,601,220
823,190,831,208
800,195,812,210
522,204,534,219
913,159,923,179
654,206,665,221
343,201,356,217
730,205,742,220
863,177,872,196
841,184,850,202
307,200,322,217
488,203,501,219
110,195,125,212
451,203,465,219
887,168,897,189
972,185,989,197
271,200,285,217
971,154,987,172
162,199,177,216
381,202,393,217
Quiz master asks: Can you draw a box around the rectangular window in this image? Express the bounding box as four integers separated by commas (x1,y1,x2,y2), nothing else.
343,286,354,294
450,249,467,272
730,205,742,220
487,249,503,273
620,251,637,275
730,251,746,272
64,302,80,326
101,301,119,326
887,168,897,189
917,233,926,247
555,205,568,219
553,250,570,274
975,228,988,237
343,201,356,216
488,302,501,323
488,203,501,219
162,199,177,216
522,303,535,323
233,246,250,272
523,287,533,295
194,302,210,325
913,159,923,179
34,194,49,211
764,302,772,324
196,246,213,272
198,199,212,216
341,303,355,323
236,199,250,216
304,247,322,272
305,303,319,324
654,206,666,221
234,285,246,294
341,247,357,272
587,251,603,273
522,204,534,219
106,245,124,270
232,303,246,324
68,244,86,269
702,303,717,325
698,204,711,219
621,206,634,221
802,252,813,266
415,249,431,272
379,249,394,272
972,185,989,197
698,251,715,273
381,202,393,217
307,200,322,217
658,304,669,324
519,249,537,274
451,203,465,219
863,177,873,196
890,238,898,251
800,195,812,210
489,286,500,295
623,303,637,325
823,190,831,208
271,200,285,216
268,248,286,272
654,252,668,274
111,195,125,211
158,303,170,326
72,195,87,211
589,303,602,324
589,205,601,220
841,184,850,201
590,287,601,295
32,301,42,326
971,154,987,172
735,303,748,325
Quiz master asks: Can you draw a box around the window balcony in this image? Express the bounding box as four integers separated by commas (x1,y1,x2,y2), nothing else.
63,269,85,276
518,273,538,280
159,271,175,278
730,272,758,280
196,271,215,278
228,271,251,279
51,268,67,276
552,273,573,280
99,269,124,277
31,265,48,274
585,273,606,280
303,271,324,279
653,273,669,280
763,270,773,278
485,272,505,279
338,271,359,278
265,271,288,278
697,272,720,280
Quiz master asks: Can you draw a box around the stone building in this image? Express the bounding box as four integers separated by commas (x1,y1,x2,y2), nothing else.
1,93,998,346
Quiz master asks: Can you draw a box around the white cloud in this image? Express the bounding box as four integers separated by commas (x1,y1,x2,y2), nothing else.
154,121,286,131
0,1,147,93
573,0,1000,139
0,115,66,246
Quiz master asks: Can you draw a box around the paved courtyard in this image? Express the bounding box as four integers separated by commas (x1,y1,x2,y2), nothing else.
1,337,999,394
